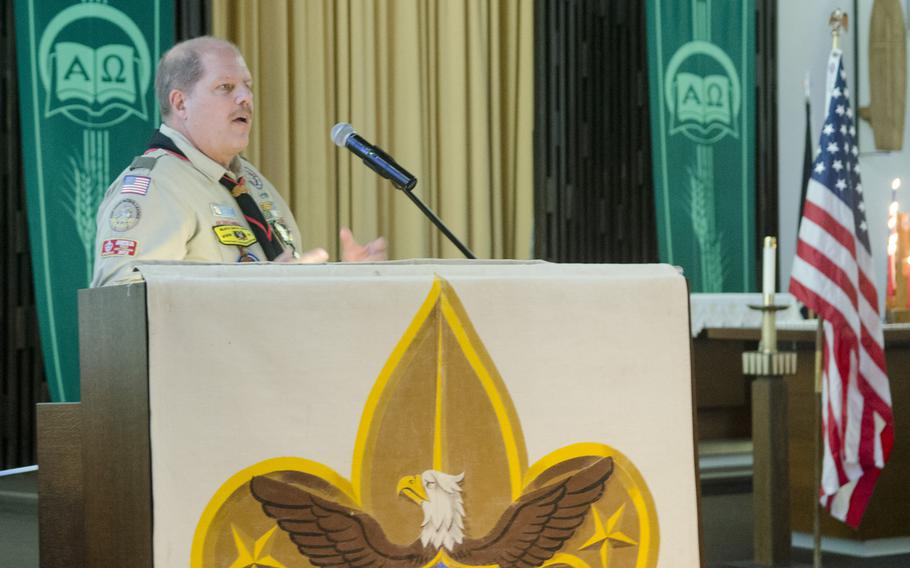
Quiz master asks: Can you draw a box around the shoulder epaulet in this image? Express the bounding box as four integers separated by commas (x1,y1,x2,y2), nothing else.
129,155,160,171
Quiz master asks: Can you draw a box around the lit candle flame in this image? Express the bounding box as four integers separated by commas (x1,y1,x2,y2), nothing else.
893,178,902,191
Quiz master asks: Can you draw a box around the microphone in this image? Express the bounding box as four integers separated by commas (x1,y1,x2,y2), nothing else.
331,122,417,191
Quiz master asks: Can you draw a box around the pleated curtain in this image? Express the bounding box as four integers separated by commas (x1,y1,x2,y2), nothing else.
212,0,533,259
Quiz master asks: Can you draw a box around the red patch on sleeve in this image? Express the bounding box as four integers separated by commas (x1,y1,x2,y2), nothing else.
100,238,138,257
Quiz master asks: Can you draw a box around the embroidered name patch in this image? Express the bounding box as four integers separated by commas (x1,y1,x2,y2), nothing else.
213,224,256,247
100,239,137,257
120,175,151,196
109,199,141,232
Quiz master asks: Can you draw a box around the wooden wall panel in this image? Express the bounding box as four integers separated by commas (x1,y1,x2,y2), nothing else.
533,0,657,263
0,0,47,471
756,0,779,267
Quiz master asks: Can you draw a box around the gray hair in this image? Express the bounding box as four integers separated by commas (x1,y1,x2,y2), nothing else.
155,36,242,118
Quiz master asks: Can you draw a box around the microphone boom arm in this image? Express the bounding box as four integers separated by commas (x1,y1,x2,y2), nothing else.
400,186,476,260
331,122,476,259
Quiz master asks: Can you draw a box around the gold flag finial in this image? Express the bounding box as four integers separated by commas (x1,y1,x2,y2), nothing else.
829,9,849,50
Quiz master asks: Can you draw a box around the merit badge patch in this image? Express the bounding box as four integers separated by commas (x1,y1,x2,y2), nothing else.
120,175,151,196
243,165,263,189
213,224,256,247
100,238,137,257
237,251,260,262
109,199,141,232
210,203,239,218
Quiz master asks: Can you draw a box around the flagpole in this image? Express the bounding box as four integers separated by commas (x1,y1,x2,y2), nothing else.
813,317,824,568
812,13,848,568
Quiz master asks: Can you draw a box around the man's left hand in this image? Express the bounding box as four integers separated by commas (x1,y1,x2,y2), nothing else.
340,227,387,261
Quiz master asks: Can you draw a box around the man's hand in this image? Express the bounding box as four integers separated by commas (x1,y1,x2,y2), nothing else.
274,247,329,264
271,228,386,263
340,227,387,261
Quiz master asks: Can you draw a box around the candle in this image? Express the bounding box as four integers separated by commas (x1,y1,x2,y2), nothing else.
906,255,910,309
762,236,777,300
889,179,901,301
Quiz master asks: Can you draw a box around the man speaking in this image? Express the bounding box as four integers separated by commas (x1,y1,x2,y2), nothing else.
91,36,385,287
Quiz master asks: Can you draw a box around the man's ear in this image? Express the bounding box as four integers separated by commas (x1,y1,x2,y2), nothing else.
169,89,187,117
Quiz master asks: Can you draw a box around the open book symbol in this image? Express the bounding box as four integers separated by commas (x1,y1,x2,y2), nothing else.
674,73,732,128
53,42,137,106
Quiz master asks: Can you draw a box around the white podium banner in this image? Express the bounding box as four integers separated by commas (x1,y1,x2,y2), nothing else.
138,262,699,568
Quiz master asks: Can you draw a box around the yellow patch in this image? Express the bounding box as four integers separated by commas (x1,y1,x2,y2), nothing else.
212,225,255,247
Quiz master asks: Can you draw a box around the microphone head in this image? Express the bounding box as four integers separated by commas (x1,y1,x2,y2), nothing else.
331,122,355,147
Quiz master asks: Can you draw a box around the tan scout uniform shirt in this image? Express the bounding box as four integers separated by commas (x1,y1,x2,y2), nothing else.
91,124,302,287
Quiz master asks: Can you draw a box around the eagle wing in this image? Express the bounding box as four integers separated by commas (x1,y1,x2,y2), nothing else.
453,457,614,567
250,475,429,568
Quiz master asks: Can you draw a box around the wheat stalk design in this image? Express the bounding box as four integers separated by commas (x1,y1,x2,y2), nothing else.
686,148,725,292
687,165,709,242
63,156,104,281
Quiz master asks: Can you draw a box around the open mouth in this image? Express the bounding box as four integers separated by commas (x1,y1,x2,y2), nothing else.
232,116,250,125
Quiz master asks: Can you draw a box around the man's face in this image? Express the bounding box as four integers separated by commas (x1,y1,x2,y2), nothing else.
175,47,253,167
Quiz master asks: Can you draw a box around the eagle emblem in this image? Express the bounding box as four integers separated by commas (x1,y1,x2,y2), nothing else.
192,279,658,567
249,458,613,567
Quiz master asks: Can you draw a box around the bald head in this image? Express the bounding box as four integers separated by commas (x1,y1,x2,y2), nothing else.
155,36,242,119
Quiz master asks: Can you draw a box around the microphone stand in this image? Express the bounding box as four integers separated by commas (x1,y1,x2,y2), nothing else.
400,183,476,259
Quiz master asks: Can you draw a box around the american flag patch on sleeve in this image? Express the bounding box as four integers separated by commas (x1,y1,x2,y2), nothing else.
120,175,151,196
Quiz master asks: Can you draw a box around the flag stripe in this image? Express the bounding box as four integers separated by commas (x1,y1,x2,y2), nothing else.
795,240,857,311
802,200,857,257
790,278,891,416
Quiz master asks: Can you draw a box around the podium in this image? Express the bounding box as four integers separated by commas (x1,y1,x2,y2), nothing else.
39,262,701,568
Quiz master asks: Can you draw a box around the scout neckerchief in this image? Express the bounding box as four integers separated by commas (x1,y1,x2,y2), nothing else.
146,130,285,261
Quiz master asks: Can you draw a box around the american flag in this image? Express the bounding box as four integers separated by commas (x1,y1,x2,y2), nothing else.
789,50,894,528
120,175,151,196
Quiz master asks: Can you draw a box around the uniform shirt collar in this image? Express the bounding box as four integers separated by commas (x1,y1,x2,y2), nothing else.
158,123,244,182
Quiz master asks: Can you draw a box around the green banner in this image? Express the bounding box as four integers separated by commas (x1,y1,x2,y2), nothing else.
646,0,755,292
15,0,173,401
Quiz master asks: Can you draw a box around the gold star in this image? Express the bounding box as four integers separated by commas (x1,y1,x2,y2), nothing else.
580,505,638,568
228,524,287,568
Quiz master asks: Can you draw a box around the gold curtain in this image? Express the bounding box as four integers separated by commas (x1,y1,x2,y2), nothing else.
212,0,533,259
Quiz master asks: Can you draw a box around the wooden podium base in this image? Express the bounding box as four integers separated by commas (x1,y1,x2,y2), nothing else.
751,375,791,566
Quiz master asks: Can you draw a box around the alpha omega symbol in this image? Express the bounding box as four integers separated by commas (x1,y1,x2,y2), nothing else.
663,40,741,144
37,3,152,127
